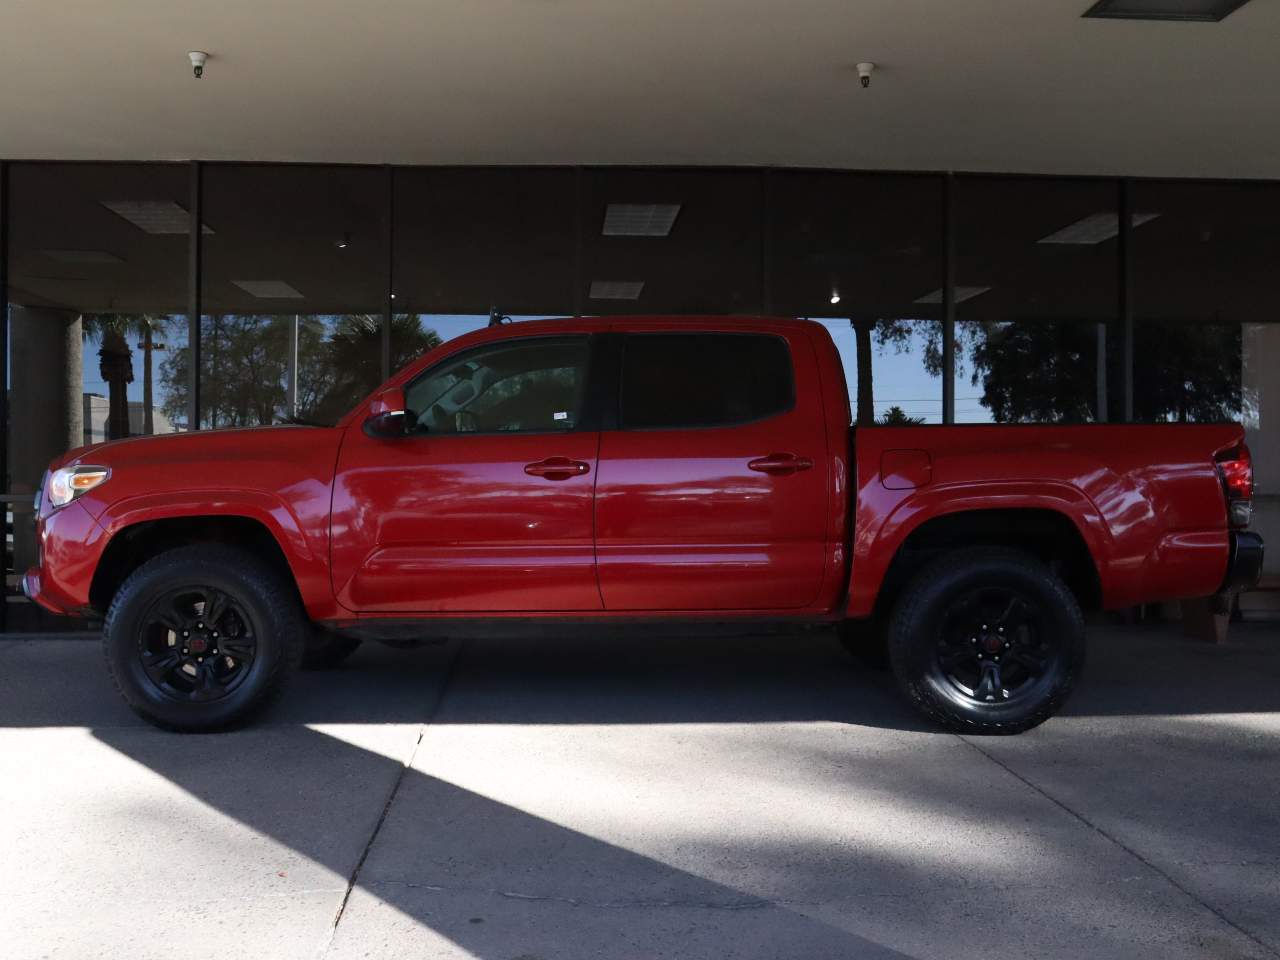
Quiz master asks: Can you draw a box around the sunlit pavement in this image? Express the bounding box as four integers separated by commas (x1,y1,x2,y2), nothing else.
2,623,1278,960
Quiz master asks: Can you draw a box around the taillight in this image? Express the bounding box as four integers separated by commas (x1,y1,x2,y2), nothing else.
1216,443,1253,528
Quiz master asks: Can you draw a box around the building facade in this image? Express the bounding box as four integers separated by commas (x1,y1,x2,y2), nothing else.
3,2,1278,628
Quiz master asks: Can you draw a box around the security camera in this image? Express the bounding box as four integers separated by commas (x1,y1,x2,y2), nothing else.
856,61,875,89
188,51,208,79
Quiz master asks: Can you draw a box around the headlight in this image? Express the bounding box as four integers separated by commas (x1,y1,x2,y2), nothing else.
47,465,110,508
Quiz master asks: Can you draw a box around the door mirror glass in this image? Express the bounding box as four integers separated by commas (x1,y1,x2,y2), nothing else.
363,386,408,439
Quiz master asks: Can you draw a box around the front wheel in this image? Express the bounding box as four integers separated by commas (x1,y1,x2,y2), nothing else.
102,545,306,731
887,547,1085,734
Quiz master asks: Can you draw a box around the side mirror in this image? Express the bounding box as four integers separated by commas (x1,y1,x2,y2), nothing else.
363,386,409,439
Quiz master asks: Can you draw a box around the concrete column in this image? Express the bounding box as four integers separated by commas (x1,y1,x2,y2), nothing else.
9,306,83,572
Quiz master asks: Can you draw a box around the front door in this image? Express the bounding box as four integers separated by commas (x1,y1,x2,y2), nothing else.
330,334,601,613
594,327,830,611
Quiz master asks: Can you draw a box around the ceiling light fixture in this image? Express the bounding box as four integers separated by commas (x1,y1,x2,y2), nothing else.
589,280,645,300
1038,212,1160,245
101,200,214,235
856,62,875,88
336,232,351,250
914,286,992,304
232,280,304,299
1082,0,1251,21
602,204,682,237
188,51,208,79
41,250,123,264
830,292,841,305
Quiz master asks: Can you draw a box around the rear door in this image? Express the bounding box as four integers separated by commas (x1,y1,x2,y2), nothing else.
593,325,830,611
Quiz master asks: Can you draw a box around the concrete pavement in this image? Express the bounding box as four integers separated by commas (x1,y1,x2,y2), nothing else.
1,623,1278,959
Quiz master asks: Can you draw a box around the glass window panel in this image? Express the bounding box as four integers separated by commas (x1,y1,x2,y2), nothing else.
769,173,944,424
405,337,588,434
954,176,1117,423
581,169,763,317
198,165,388,427
392,168,576,366
4,162,190,617
620,333,793,430
1130,181,1277,426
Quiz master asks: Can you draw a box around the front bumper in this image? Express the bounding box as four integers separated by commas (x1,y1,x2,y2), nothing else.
21,500,110,617
1220,531,1264,593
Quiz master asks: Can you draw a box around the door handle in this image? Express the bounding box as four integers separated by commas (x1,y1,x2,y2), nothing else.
747,453,814,476
524,457,591,480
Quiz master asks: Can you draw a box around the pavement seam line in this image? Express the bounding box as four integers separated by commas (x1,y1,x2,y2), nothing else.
316,639,467,957
958,734,1280,960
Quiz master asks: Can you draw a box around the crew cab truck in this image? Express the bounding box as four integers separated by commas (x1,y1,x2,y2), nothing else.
25,317,1264,733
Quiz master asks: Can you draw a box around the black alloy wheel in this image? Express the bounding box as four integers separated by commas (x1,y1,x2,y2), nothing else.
137,586,259,702
933,587,1058,707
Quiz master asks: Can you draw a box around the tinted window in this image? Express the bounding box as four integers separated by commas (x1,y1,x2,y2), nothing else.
621,334,793,430
405,337,588,434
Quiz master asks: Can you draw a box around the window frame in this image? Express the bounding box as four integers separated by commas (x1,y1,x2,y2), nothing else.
401,333,595,438
616,331,797,433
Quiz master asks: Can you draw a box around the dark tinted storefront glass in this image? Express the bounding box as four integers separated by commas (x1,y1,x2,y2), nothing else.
954,176,1117,423
769,172,944,425
4,162,191,594
580,169,763,318
199,164,388,427
1129,181,1273,426
392,168,576,360
620,333,793,430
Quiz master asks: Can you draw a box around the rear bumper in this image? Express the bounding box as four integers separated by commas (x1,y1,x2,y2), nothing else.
1220,531,1264,593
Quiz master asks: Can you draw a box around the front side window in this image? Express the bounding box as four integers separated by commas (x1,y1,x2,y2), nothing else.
621,333,794,430
405,337,589,434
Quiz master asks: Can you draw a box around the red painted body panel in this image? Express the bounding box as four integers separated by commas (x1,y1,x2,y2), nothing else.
594,318,831,611
846,424,1241,617
24,315,1245,627
330,429,602,612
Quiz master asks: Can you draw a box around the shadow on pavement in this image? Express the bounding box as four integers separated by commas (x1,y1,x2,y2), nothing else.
1,622,1278,730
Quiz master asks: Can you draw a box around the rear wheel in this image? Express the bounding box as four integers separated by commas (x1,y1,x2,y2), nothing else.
102,545,306,731
887,547,1085,734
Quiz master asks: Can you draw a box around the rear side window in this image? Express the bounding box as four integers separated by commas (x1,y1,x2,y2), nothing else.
620,333,794,430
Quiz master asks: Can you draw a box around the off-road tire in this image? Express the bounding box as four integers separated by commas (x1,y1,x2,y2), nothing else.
887,546,1085,734
102,544,306,732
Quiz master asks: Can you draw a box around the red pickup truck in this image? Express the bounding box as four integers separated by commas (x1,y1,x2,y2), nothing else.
25,316,1263,733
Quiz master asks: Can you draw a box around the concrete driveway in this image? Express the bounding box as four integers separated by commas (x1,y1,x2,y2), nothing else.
2,622,1278,960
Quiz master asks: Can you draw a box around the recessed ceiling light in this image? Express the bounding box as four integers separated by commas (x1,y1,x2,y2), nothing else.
830,292,842,305
1038,212,1160,245
101,200,214,235
232,280,304,299
602,204,681,237
589,280,645,300
1082,0,1251,21
914,286,992,304
336,232,351,250
41,249,124,264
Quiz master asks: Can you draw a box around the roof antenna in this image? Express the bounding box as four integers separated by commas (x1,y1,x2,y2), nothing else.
488,306,510,327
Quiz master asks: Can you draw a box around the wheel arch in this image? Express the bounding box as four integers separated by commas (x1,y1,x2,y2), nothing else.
868,507,1103,620
90,514,302,615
